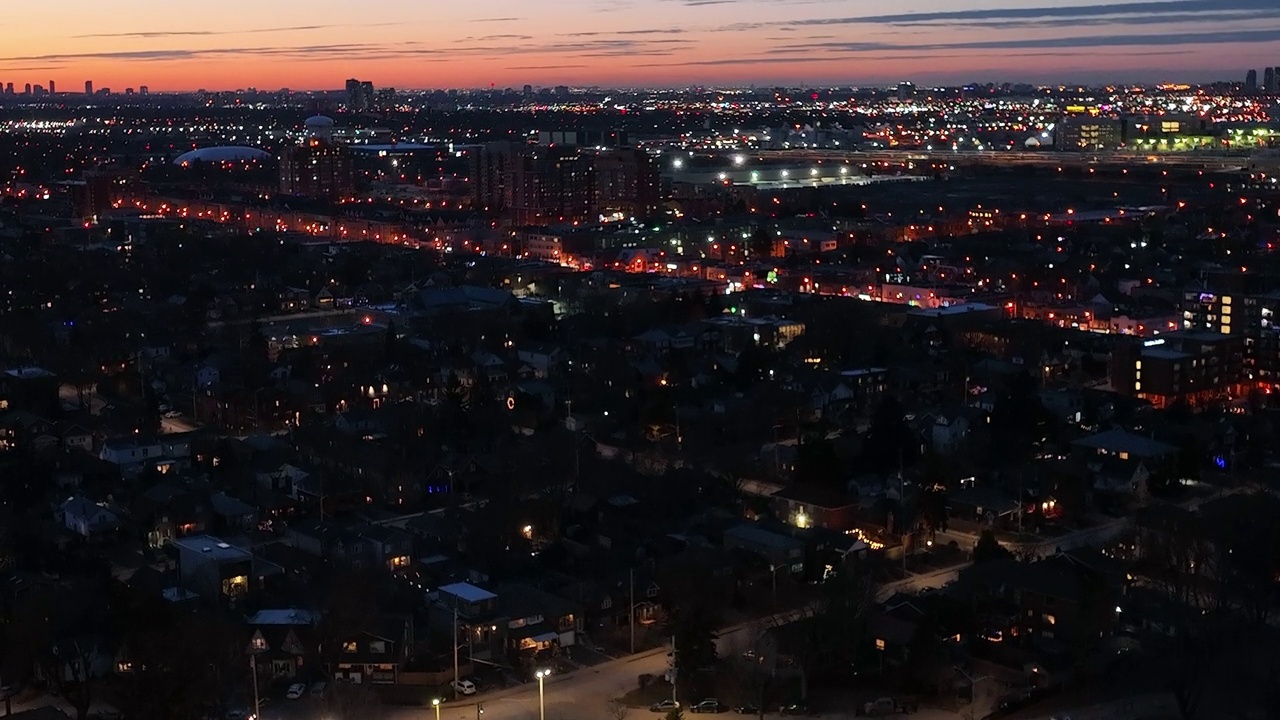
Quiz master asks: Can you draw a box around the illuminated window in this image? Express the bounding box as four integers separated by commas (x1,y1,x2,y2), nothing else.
369,640,387,654
1134,361,1142,370
875,638,886,651
342,642,358,653
1223,296,1233,306
1044,614,1057,625
1134,382,1141,392
222,575,249,597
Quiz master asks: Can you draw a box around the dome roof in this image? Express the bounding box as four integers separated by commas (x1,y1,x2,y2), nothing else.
305,115,335,127
174,146,272,165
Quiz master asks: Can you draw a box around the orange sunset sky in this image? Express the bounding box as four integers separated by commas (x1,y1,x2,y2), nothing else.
1,0,1278,90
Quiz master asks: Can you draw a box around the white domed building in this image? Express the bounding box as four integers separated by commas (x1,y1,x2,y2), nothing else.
305,115,336,143
174,146,272,166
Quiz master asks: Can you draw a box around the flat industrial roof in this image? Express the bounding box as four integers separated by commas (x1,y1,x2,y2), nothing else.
440,582,498,603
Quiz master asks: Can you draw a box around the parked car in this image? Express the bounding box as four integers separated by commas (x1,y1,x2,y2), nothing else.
691,700,722,714
452,679,477,696
733,705,759,715
862,698,905,716
779,704,810,716
650,700,681,713
286,683,307,700
309,682,327,698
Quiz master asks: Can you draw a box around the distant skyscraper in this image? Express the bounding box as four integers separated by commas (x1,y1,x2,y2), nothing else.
48,80,55,95
1247,69,1258,92
1266,67,1277,92
139,85,149,96
280,115,353,198
85,80,93,95
345,78,374,111
523,84,533,97
23,83,30,95
6,83,13,95
896,81,916,101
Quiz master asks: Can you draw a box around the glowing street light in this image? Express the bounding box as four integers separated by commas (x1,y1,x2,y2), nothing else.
536,669,552,720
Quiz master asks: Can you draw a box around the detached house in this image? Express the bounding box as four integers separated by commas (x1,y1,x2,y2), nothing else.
246,608,318,680
59,497,120,539
327,616,414,684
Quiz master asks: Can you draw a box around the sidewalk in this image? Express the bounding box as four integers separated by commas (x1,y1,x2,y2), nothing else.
1025,693,1176,720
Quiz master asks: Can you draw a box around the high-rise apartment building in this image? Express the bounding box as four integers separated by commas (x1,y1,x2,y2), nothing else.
1055,116,1124,151
345,78,375,112
48,80,55,95
472,140,657,225
1246,69,1258,92
280,119,353,198
1181,279,1280,387
85,80,93,95
1266,67,1277,92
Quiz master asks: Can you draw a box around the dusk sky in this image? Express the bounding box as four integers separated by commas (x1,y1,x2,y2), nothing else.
2,0,1279,90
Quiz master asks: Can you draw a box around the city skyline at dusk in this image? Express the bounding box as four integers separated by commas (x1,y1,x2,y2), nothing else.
1,0,1279,91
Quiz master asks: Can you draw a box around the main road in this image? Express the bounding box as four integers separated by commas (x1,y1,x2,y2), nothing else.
410,568,968,720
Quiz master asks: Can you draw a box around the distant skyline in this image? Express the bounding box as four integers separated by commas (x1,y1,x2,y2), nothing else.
1,0,1278,91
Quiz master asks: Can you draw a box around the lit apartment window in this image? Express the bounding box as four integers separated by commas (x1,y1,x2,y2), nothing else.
342,642,358,653
1223,296,1233,306
222,575,249,597
1222,305,1232,316
1134,361,1142,370
1134,382,1141,391
1044,614,1057,625
875,638,886,651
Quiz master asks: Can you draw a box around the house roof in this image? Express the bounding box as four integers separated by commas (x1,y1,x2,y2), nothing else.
1072,428,1176,458
440,582,497,604
59,496,117,521
724,523,804,553
247,608,319,626
171,535,251,562
210,491,255,518
773,483,856,509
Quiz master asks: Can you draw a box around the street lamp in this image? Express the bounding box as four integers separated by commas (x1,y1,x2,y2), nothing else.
433,697,442,720
536,669,552,720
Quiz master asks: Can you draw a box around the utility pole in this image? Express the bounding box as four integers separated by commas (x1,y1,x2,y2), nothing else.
453,605,460,698
899,449,907,577
629,567,636,655
250,653,261,720
670,635,678,707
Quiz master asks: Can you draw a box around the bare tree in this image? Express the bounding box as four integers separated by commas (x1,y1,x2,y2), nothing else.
43,638,98,720
325,681,383,720
607,698,630,720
